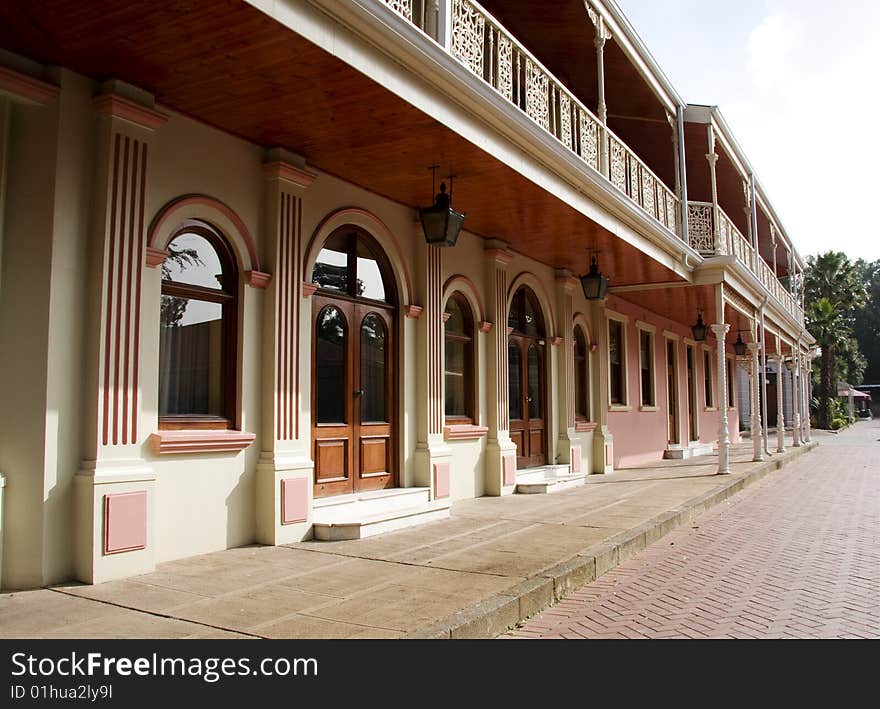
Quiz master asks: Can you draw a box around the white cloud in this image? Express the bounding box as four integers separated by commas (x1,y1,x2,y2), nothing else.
746,13,797,89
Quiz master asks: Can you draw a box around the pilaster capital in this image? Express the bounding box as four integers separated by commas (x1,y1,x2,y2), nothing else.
0,64,59,106
93,93,167,131
746,342,761,354
484,239,513,265
709,323,730,338
555,268,579,292
263,148,317,190
705,152,719,166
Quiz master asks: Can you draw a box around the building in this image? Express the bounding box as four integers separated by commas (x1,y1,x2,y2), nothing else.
0,0,814,591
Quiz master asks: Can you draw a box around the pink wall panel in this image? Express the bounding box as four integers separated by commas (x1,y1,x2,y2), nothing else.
281,477,309,524
433,462,450,499
605,296,740,468
103,491,147,555
503,454,517,486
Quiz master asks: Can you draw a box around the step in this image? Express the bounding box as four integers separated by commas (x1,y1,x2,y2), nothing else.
312,487,431,521
515,464,588,494
312,498,451,541
663,443,714,460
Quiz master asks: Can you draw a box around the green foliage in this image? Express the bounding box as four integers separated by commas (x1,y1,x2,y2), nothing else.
804,251,868,429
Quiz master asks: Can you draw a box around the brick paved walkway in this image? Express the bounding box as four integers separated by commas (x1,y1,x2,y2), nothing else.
507,423,880,639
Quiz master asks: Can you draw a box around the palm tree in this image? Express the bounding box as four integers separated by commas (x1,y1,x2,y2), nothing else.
804,252,867,429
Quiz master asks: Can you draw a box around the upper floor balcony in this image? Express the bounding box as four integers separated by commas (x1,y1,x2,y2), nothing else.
687,201,804,325
379,0,680,236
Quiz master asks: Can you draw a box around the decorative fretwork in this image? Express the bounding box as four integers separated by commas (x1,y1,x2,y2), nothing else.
451,0,485,76
627,153,639,201
687,202,715,253
579,112,599,170
641,167,656,218
558,92,572,150
382,0,413,21
525,58,549,129
608,137,627,192
496,33,513,101
665,192,677,232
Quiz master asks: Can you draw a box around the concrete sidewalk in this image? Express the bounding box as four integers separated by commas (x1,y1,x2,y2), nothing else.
0,439,817,639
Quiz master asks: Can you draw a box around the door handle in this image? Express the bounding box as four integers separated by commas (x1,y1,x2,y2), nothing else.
353,389,364,397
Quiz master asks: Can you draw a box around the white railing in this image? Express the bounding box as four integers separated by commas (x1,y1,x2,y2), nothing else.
717,208,752,265
607,131,678,234
449,0,603,171
686,200,803,324
378,0,680,238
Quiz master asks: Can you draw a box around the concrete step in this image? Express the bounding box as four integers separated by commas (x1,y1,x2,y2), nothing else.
515,465,588,494
312,488,450,541
663,442,714,460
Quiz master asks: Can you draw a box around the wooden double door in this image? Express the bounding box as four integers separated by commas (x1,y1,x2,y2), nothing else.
508,334,547,468
312,295,396,497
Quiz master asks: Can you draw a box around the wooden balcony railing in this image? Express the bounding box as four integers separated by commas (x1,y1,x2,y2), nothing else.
378,0,681,238
687,201,803,324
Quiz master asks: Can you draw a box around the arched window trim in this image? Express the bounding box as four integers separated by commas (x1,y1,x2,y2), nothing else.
311,226,398,307
158,222,239,431
444,291,477,425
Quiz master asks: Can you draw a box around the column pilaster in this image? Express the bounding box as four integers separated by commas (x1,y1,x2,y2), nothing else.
790,356,802,447
483,242,517,494
413,232,452,497
76,87,167,584
256,150,317,545
589,298,613,473
555,270,579,471
710,323,731,473
706,124,721,253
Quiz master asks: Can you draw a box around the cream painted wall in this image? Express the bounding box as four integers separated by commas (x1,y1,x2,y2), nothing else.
0,70,97,589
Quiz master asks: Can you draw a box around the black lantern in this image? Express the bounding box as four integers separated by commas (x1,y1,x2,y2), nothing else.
580,253,609,300
691,310,708,342
418,173,465,247
733,330,747,356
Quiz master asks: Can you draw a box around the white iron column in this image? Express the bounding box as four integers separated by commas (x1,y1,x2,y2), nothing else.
706,124,721,253
804,354,813,442
587,5,611,175
711,323,731,474
774,354,785,453
791,356,802,447
484,241,517,495
747,341,764,461
256,151,317,545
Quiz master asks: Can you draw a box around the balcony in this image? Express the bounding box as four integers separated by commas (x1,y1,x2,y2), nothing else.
379,0,680,237
687,202,803,324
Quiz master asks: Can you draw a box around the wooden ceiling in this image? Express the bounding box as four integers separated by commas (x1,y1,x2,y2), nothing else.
0,0,689,288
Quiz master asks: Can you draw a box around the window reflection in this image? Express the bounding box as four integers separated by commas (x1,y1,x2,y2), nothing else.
162,233,224,290
316,306,347,424
361,314,387,422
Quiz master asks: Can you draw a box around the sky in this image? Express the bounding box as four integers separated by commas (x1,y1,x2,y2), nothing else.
616,0,880,262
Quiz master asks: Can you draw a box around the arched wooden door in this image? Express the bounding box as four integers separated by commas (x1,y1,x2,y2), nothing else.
311,227,397,498
508,287,547,468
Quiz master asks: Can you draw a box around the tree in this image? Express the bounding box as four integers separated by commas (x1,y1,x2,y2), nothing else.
803,252,866,429
852,259,880,384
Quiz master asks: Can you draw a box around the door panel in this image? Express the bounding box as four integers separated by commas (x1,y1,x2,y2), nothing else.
313,297,396,497
508,335,547,469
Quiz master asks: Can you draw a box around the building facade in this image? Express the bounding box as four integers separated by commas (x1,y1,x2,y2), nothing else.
0,0,813,590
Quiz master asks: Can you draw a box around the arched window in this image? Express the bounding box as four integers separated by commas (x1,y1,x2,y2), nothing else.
444,293,475,423
312,228,395,304
159,223,238,429
574,326,591,421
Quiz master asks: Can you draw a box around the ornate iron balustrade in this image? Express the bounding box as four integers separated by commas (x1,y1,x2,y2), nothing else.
376,0,680,238
686,200,803,324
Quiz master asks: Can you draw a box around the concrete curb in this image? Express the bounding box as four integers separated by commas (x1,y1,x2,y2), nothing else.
404,441,818,639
